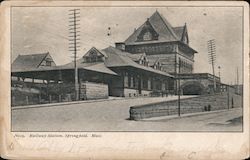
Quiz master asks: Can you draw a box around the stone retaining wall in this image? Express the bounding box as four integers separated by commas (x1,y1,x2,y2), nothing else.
129,93,242,120
81,82,109,100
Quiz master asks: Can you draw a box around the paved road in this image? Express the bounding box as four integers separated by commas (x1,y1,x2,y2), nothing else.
12,96,243,132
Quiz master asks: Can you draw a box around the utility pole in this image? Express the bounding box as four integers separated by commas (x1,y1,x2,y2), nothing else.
218,66,221,93
218,66,221,82
227,85,230,110
236,67,239,94
178,58,181,117
68,9,81,101
207,39,217,93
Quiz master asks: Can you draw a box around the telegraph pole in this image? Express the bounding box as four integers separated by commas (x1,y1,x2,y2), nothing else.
218,66,221,82
207,39,217,93
236,67,239,94
218,66,221,93
68,9,81,101
178,58,181,117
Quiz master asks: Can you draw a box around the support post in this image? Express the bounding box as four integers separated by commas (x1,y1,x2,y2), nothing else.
26,96,29,105
39,94,41,104
59,95,62,102
49,95,52,103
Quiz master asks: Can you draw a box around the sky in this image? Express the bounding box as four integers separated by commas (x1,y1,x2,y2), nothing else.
12,6,243,84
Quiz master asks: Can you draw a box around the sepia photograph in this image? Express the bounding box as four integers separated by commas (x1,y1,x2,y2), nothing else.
0,1,249,160
10,5,244,132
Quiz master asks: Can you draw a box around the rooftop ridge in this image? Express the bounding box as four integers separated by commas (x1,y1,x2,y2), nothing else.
152,11,179,40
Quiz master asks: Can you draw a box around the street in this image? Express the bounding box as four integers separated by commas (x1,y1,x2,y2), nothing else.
12,96,243,132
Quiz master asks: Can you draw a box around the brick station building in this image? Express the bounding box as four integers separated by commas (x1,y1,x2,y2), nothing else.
116,10,221,94
118,10,196,74
11,11,223,105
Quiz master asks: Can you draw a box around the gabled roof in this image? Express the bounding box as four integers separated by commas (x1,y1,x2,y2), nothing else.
124,11,180,45
12,52,51,72
102,46,173,78
83,47,107,58
173,26,185,40
59,55,117,75
124,11,193,49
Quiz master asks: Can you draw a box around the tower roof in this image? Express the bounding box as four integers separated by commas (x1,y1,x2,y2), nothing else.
124,11,187,45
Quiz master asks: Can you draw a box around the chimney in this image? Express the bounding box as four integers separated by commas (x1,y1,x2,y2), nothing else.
115,42,126,51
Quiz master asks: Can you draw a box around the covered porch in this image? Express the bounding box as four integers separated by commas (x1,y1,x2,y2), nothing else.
11,65,118,106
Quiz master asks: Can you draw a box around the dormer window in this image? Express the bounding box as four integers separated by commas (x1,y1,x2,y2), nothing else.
83,47,106,63
41,57,54,67
136,20,159,42
46,60,51,66
152,61,162,70
143,31,152,41
138,56,148,66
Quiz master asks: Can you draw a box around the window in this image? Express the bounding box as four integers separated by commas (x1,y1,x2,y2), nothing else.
148,79,151,90
46,60,51,66
143,31,152,41
84,51,104,63
130,76,134,88
128,74,131,87
124,72,129,87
